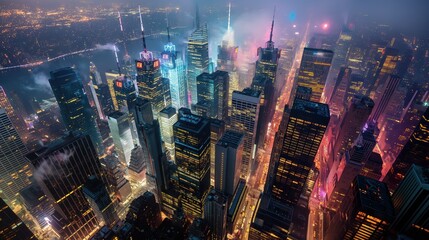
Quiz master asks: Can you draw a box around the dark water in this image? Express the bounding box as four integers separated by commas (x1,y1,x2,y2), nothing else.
0,34,187,111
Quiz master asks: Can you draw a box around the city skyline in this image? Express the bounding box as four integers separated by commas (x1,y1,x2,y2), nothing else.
0,0,429,239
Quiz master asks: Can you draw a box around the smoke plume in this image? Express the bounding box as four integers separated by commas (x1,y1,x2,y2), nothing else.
33,149,74,181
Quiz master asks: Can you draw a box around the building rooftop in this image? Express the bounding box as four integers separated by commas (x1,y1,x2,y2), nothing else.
351,95,375,109
292,98,330,118
108,111,127,119
160,106,177,118
354,175,395,221
217,130,244,149
228,179,247,217
411,164,429,186
236,88,262,98
174,111,209,134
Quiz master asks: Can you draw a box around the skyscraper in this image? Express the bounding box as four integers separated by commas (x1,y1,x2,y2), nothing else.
126,191,162,237
26,132,107,239
295,48,334,102
230,88,261,178
389,164,429,239
204,189,228,240
370,74,401,123
329,67,352,116
332,95,374,166
107,111,134,167
0,86,27,139
270,98,330,205
187,4,209,106
174,111,211,218
159,107,178,161
161,28,188,110
325,175,394,240
0,109,32,203
210,119,225,186
384,107,429,192
196,71,229,120
113,76,137,114
49,67,103,155
254,10,280,86
369,48,400,94
215,130,244,197
83,176,119,228
0,197,36,240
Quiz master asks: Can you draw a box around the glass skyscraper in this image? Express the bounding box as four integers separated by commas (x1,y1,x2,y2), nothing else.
161,40,187,110
49,67,103,155
174,111,211,218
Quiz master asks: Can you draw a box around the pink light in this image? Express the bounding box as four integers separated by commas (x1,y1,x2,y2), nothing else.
323,23,329,30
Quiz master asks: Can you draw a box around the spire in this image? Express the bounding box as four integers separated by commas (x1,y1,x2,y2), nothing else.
139,5,147,51
114,45,122,75
269,6,276,43
118,11,129,57
227,2,231,32
195,0,200,29
166,12,171,43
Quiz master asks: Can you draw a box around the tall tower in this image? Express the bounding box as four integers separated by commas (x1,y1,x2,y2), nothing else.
196,71,229,120
0,197,36,240
187,3,209,106
160,19,188,110
49,67,103,155
174,111,211,218
254,8,280,86
269,98,330,205
136,6,169,118
390,164,429,239
107,111,134,167
325,175,394,240
329,67,352,117
370,74,401,123
215,130,244,196
0,86,28,139
204,189,228,240
217,3,240,117
295,48,334,103
113,76,137,114
0,109,32,204
25,132,108,239
159,106,178,161
384,107,429,192
230,88,261,178
332,95,374,166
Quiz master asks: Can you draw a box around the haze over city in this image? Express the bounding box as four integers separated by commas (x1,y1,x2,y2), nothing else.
0,0,428,240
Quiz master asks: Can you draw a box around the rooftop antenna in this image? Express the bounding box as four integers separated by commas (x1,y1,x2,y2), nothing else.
227,2,231,32
195,0,200,29
139,5,147,51
114,45,122,75
118,11,129,56
166,12,171,43
269,6,276,43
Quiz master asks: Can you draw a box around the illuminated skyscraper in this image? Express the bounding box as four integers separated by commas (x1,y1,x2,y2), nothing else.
196,71,229,120
0,109,32,203
113,76,137,114
269,98,330,205
106,71,121,111
26,132,107,239
159,107,178,161
369,48,400,94
49,67,103,155
295,48,333,102
384,107,429,192
187,4,209,106
0,86,27,139
254,10,280,86
101,156,131,203
230,88,261,178
107,111,134,166
174,111,211,218
88,62,106,120
325,175,394,240
161,28,188,110
389,164,429,239
210,119,225,186
0,197,36,240
215,130,243,196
